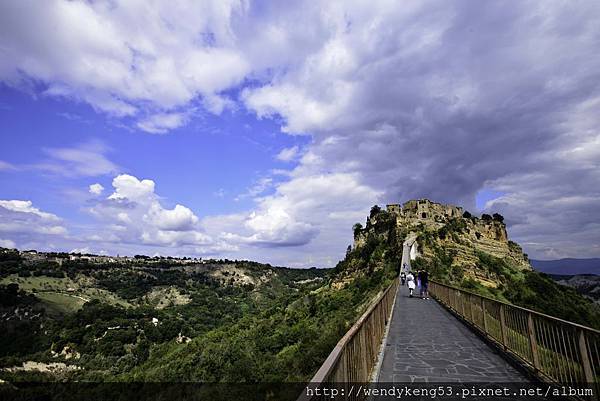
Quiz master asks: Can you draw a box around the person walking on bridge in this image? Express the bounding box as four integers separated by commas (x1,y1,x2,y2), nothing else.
406,271,415,297
419,270,429,299
400,271,406,286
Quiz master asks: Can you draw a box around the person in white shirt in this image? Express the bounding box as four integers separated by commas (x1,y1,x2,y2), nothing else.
406,271,416,297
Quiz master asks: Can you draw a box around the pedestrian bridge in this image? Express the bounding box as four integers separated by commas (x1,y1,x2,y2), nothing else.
378,285,526,382
300,273,599,400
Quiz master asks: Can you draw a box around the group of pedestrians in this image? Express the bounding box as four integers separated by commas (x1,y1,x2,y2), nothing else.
400,268,429,299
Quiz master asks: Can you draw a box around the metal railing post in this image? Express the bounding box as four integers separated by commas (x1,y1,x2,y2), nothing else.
578,329,594,383
299,277,401,400
469,294,475,323
427,280,599,390
481,297,488,333
499,304,508,350
527,312,540,371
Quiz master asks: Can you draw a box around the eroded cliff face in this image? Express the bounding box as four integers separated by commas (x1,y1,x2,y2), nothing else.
343,200,600,330
353,199,531,287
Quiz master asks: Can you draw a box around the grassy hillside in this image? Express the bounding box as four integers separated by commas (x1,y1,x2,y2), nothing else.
0,246,395,383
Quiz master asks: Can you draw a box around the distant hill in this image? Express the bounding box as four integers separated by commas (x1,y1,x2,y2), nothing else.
0,245,394,384
531,258,600,275
549,274,600,304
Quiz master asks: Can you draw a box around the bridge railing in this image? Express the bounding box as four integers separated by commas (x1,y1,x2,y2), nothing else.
429,280,600,388
299,277,399,400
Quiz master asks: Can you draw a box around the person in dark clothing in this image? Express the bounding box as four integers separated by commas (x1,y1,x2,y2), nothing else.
419,270,429,299
400,271,406,285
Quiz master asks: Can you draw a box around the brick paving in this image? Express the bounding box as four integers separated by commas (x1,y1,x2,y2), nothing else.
378,285,529,383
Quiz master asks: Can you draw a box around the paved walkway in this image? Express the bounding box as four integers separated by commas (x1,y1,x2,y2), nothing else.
378,285,529,383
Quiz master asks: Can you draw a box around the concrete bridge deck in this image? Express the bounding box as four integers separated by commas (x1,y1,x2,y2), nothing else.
377,285,529,383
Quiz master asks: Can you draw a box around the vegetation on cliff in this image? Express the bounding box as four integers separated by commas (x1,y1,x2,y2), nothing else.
0,245,394,382
356,201,600,330
417,227,599,328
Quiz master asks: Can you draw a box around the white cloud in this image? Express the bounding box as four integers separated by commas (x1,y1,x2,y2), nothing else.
35,226,68,235
136,112,188,134
237,0,600,262
276,146,300,162
89,174,210,248
202,94,235,115
34,140,118,177
222,208,317,248
213,188,226,198
0,200,67,240
212,172,380,254
0,239,16,248
108,174,155,202
141,230,211,247
144,203,199,231
195,241,240,256
117,212,131,224
71,247,90,254
1,0,600,264
235,177,273,200
0,160,17,171
89,183,104,195
0,200,60,222
243,81,355,134
0,0,250,132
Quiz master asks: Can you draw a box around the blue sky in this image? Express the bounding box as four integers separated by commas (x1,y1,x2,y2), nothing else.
0,83,317,263
1,1,600,266
0,85,303,216
475,190,505,212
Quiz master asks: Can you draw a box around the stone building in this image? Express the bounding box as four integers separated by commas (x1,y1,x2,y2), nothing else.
386,199,463,227
384,199,509,243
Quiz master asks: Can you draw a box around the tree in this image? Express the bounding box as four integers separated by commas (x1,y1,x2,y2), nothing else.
462,211,472,219
492,213,505,223
481,213,492,221
352,223,363,236
369,205,382,218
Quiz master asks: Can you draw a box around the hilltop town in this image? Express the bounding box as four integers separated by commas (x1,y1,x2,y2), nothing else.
353,199,531,288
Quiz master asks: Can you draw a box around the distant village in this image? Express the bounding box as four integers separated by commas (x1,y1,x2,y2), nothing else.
0,247,204,266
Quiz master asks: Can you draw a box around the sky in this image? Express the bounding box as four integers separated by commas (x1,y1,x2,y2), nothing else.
1,0,599,267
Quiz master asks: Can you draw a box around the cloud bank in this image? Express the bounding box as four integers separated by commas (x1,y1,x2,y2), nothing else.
1,0,599,264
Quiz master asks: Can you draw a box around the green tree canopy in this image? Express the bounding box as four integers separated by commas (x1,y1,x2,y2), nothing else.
492,213,505,222
369,205,382,218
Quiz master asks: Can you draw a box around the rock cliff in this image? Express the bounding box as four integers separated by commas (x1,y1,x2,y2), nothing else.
353,199,531,287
